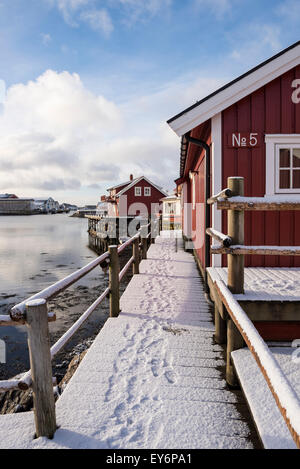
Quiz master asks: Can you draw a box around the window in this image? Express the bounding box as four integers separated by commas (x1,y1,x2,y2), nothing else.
276,146,300,192
144,187,151,196
265,135,300,196
135,187,141,196
166,202,175,214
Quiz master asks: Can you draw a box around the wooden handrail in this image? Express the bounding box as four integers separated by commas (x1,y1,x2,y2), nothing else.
1,220,160,435
10,250,110,321
207,188,232,205
19,286,111,390
206,228,232,247
211,244,300,255
215,279,300,449
119,257,134,282
217,197,300,211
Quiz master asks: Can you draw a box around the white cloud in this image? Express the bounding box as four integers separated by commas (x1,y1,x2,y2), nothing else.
115,0,172,24
194,0,233,19
0,70,122,201
0,66,229,204
229,23,282,67
276,0,300,22
0,79,5,104
48,0,172,32
41,33,52,45
51,0,91,25
80,9,113,36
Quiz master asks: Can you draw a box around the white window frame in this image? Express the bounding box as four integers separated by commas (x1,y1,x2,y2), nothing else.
144,187,151,196
265,134,300,197
275,144,300,193
134,186,141,196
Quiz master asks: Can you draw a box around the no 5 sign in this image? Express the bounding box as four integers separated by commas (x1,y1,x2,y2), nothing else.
227,132,261,148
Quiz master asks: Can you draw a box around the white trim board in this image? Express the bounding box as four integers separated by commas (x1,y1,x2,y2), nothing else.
265,134,300,197
168,44,300,136
211,113,222,267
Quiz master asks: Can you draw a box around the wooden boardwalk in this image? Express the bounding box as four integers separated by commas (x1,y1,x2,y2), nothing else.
0,233,257,449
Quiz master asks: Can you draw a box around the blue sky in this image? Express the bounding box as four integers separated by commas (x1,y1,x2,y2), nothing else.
0,0,299,204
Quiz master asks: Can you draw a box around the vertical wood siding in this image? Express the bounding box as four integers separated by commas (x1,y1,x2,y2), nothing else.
222,66,300,267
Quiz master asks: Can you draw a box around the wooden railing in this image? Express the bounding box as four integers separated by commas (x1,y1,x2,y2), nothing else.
0,218,160,439
207,176,300,449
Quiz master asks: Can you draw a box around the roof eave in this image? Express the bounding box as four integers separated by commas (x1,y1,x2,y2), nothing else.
167,40,300,137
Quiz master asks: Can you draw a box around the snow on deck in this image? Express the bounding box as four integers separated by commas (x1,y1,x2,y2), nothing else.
0,233,254,449
232,347,299,449
207,267,300,301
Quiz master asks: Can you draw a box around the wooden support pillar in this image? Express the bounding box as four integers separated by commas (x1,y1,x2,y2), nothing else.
226,176,244,386
214,304,226,345
25,299,56,439
133,237,140,274
226,318,244,387
109,245,120,317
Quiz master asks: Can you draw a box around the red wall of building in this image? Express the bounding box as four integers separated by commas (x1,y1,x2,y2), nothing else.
118,179,165,217
222,65,300,267
186,123,211,270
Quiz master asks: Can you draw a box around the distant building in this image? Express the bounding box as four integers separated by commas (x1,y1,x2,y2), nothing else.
34,197,56,213
96,201,109,217
161,191,181,230
0,193,18,199
0,198,34,215
101,175,168,218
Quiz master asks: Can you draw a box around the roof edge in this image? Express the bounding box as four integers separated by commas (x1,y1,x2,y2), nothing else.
167,40,300,126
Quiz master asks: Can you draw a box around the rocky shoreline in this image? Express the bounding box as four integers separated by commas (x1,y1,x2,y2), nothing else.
0,348,89,414
0,247,132,414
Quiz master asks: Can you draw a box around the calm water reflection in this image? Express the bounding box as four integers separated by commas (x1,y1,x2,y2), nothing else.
0,214,98,297
0,214,103,379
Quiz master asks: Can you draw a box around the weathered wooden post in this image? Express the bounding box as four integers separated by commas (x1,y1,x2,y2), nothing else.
159,214,163,233
141,225,148,260
25,299,56,439
151,218,155,244
133,237,140,274
109,245,120,317
226,176,245,386
214,304,227,345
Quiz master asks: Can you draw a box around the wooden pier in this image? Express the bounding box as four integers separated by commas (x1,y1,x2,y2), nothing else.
87,216,154,254
0,231,258,449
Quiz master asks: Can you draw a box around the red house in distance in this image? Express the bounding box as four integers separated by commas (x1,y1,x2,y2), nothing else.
167,40,300,275
100,175,167,218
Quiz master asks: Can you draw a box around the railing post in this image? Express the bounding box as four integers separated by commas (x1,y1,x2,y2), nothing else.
141,225,148,260
109,245,120,317
133,237,140,274
227,176,244,293
25,299,56,439
226,176,244,387
151,218,155,244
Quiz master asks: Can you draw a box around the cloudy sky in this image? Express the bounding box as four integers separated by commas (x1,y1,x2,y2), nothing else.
0,0,299,205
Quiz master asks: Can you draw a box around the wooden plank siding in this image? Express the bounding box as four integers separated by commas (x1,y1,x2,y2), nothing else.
221,66,300,268
189,123,211,270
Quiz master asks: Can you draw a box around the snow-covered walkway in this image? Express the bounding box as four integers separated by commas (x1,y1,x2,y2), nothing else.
0,232,255,449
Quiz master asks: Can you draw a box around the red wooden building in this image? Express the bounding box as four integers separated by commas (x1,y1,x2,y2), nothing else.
167,40,300,275
101,175,167,218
